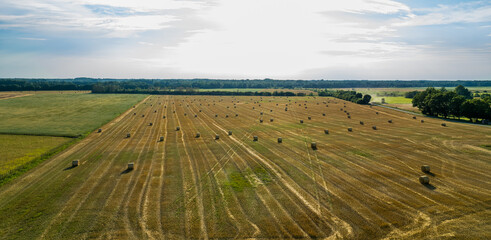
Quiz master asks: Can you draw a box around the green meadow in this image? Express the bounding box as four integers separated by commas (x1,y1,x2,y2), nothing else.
0,93,146,137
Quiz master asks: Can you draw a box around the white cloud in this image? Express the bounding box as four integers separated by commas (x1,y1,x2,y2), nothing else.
166,0,410,77
1,0,490,79
0,0,201,34
395,3,491,26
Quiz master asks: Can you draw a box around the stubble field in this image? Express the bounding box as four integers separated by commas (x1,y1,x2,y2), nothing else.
0,95,489,239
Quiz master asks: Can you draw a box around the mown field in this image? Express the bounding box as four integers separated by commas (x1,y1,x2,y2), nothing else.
0,93,146,137
0,95,490,239
0,135,71,176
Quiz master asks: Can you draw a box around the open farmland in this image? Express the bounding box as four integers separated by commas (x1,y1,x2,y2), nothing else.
0,134,71,179
0,93,146,137
0,95,489,239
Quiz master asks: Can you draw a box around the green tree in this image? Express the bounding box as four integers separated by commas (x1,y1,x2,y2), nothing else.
462,99,490,122
412,87,438,115
455,85,472,99
449,95,466,119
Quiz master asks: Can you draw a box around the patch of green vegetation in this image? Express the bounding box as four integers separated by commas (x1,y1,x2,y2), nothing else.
0,135,71,176
349,150,372,158
0,93,146,137
0,135,82,187
224,171,253,191
252,167,273,184
480,144,491,150
371,96,413,104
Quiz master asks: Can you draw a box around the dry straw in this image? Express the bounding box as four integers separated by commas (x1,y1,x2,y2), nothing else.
419,175,429,184
311,142,317,150
421,165,430,173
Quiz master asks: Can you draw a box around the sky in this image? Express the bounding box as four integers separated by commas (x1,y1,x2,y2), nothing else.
0,0,490,80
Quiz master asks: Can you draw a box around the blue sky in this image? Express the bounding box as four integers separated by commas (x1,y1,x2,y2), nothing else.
0,0,490,79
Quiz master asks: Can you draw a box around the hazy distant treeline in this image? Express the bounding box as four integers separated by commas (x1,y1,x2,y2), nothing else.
93,88,304,96
0,78,490,91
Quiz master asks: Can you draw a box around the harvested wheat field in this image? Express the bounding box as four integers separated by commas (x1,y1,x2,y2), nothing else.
0,95,490,239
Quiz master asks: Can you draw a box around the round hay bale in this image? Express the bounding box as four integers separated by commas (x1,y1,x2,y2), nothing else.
98,128,102,133
253,136,258,141
388,120,392,123
300,120,304,123
324,129,329,134
159,136,164,142
235,114,238,117
260,119,263,123
184,113,187,116
199,110,202,112
413,116,417,119
308,116,311,120
215,134,220,140
421,165,430,173
142,114,145,117
311,142,317,150
134,113,136,115
348,128,353,132
270,118,274,122
72,160,79,167
347,115,351,119
260,112,263,115
215,114,218,117
127,133,131,138
195,114,197,118
359,121,364,125
421,119,424,123
376,112,379,115
176,126,180,131
128,163,134,170
149,123,153,126
322,113,326,116
285,108,288,111
441,123,446,127
163,116,166,119
196,132,200,138
228,131,232,135
419,175,429,184
154,110,157,113
226,114,229,118
278,137,282,143
372,126,377,130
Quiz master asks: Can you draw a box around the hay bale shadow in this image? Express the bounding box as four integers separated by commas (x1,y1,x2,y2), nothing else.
423,183,436,190
63,165,76,171
120,168,133,175
426,172,435,177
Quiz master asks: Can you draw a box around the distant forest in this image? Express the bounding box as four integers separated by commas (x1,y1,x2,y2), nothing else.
0,78,490,92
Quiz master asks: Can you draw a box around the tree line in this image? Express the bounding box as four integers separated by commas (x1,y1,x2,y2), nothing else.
318,90,372,104
0,78,490,91
92,87,306,97
412,85,491,122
